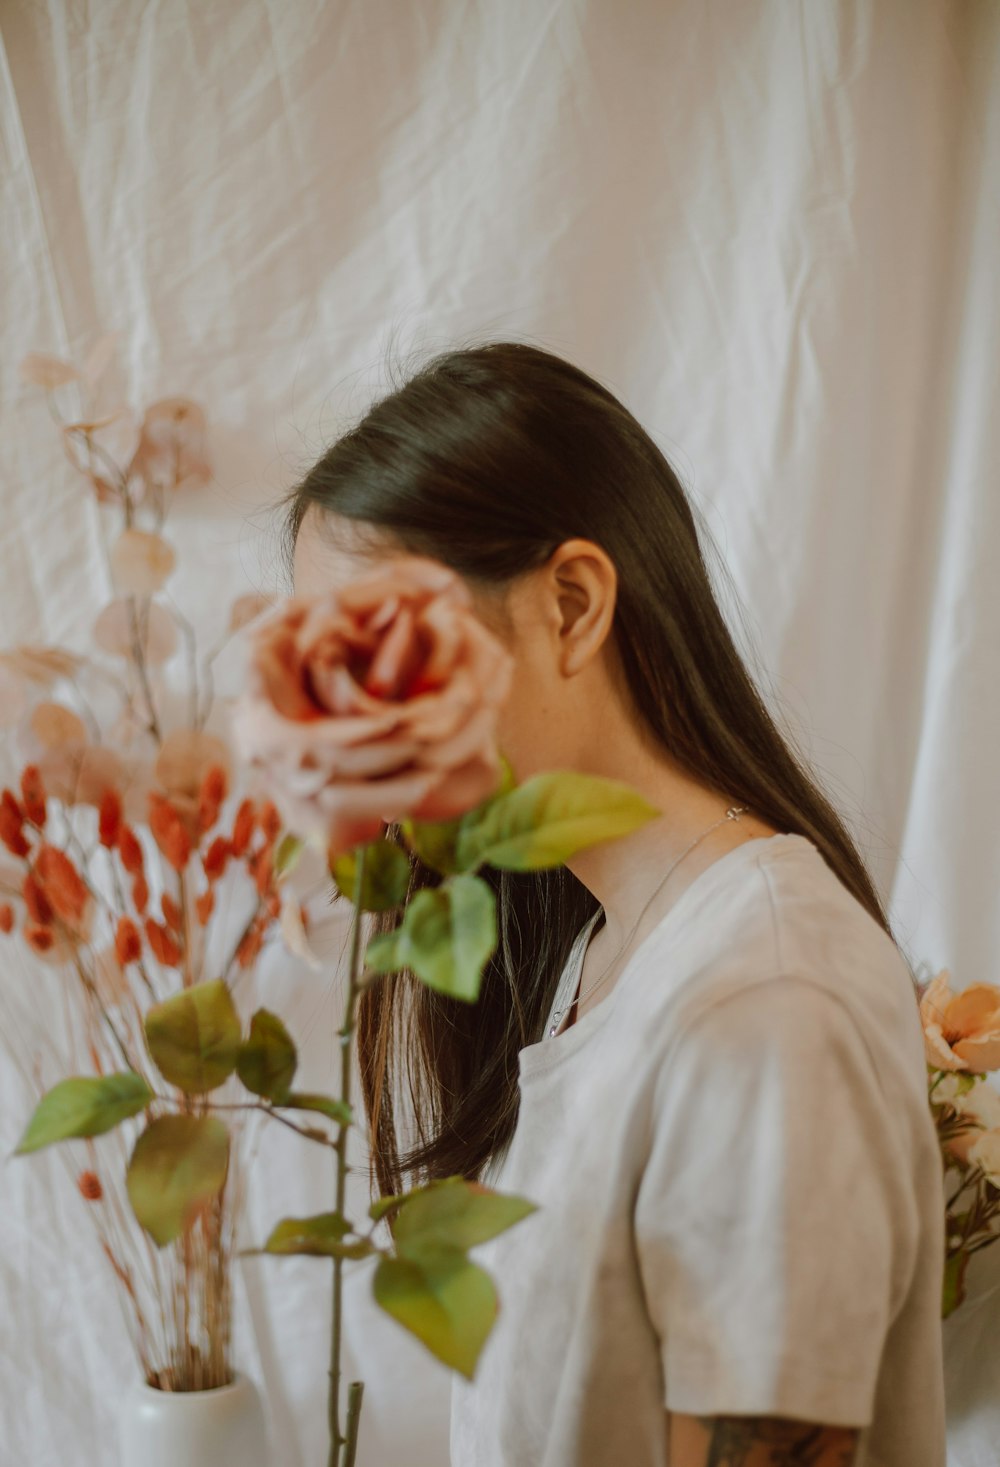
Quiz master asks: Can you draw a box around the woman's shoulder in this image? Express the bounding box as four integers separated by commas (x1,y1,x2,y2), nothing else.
624,833,924,1087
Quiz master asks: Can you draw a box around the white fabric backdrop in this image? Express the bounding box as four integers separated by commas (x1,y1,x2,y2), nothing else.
1,1,998,1463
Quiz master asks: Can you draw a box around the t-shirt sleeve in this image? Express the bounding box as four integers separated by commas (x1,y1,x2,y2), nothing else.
633,975,919,1427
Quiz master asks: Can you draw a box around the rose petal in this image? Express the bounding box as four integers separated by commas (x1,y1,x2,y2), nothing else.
919,969,953,1027
924,1023,966,1071
364,604,422,698
408,752,501,823
413,704,499,774
952,1034,1000,1072
336,557,466,614
944,983,1000,1035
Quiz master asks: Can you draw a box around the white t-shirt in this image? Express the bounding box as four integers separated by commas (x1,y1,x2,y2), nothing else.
449,833,947,1466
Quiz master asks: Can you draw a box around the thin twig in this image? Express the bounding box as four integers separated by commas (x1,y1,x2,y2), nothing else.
328,854,368,1467
209,1101,340,1149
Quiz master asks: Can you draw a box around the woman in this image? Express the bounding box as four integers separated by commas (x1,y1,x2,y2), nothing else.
287,342,946,1466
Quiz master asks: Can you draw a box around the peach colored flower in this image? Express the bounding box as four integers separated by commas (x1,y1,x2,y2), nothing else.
920,969,1000,1072
232,557,514,854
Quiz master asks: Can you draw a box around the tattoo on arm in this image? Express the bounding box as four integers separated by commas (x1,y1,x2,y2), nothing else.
697,1415,859,1467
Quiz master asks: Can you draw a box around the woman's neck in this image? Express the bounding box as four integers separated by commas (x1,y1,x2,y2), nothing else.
565,747,779,951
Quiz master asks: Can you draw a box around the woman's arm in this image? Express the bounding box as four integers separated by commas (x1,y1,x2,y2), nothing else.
668,1411,859,1465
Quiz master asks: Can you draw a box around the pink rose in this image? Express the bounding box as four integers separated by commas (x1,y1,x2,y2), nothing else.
231,556,514,854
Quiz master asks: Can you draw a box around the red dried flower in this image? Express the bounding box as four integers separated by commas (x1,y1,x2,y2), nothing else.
231,799,255,858
149,793,192,873
161,892,183,933
0,904,13,934
131,874,149,915
114,915,142,965
145,918,182,968
198,765,228,833
99,790,123,849
236,922,264,969
258,800,281,843
23,871,54,926
118,825,145,877
195,889,214,925
24,924,54,953
0,791,29,858
20,766,47,827
35,846,89,925
249,843,273,897
77,1171,103,1202
203,836,231,881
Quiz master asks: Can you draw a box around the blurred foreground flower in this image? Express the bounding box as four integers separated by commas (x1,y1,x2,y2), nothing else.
232,558,514,854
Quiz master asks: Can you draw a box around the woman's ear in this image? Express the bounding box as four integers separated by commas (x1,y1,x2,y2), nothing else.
549,538,618,677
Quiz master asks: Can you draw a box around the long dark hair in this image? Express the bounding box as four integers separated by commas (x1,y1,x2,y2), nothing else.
287,340,901,1201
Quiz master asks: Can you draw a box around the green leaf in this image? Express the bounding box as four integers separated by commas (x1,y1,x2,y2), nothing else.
369,1191,409,1223
364,928,405,974
394,1175,539,1253
401,875,497,1002
237,1009,297,1101
254,1211,374,1260
145,979,242,1095
331,840,411,911
361,875,496,1000
494,753,517,798
455,771,660,872
374,1245,498,1379
15,1072,153,1155
274,834,305,879
401,755,517,875
280,1092,353,1127
126,1114,230,1247
400,815,464,876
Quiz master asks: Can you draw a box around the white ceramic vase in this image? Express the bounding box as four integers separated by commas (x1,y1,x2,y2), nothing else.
118,1370,269,1467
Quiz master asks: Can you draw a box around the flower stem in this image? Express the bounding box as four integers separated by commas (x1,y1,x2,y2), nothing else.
328,848,368,1467
344,1381,365,1467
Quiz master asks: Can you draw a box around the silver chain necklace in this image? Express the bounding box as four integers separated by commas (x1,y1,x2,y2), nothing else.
547,804,749,1037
